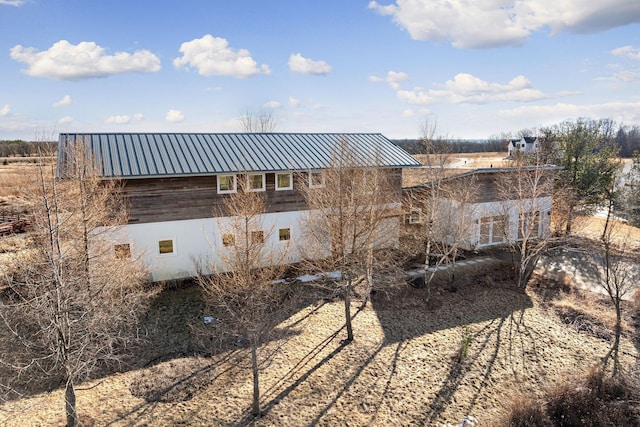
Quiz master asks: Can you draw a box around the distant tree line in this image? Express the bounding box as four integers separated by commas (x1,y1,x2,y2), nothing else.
0,140,56,157
393,138,504,154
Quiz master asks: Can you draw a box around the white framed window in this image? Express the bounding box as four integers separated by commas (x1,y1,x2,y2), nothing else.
275,172,293,191
279,227,291,242
217,174,237,194
479,216,506,246
309,171,325,188
158,238,176,255
518,211,541,240
407,208,423,225
114,243,131,259
222,233,235,247
251,230,265,244
247,173,265,192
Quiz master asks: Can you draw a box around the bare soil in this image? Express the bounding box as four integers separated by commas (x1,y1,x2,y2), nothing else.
1,261,638,427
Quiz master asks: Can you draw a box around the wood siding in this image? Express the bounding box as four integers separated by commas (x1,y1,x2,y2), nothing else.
123,169,403,224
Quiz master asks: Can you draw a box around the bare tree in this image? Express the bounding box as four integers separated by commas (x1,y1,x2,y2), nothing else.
0,140,153,426
497,154,557,288
403,119,476,298
300,138,400,342
197,175,290,417
597,168,639,377
239,107,278,133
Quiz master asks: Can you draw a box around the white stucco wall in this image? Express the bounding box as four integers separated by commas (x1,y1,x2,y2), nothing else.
100,205,401,282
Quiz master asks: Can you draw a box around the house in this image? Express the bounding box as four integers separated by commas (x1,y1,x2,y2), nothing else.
508,136,539,158
57,133,421,281
403,165,560,251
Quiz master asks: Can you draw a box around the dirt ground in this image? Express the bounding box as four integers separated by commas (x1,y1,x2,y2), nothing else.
0,261,637,427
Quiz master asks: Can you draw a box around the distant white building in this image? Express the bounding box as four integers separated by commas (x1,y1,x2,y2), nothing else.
508,136,539,158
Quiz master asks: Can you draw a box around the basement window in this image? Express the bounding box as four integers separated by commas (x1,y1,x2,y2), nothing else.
158,239,174,255
222,233,235,247
275,172,293,191
407,208,423,224
251,230,265,244
114,243,131,259
218,174,237,194
279,228,291,242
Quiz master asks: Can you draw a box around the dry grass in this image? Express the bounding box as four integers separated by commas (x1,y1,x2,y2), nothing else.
1,264,637,426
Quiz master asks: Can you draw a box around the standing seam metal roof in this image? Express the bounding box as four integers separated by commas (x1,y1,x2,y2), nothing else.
57,133,422,179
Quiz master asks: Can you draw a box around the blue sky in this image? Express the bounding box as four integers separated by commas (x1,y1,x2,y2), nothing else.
1,0,640,141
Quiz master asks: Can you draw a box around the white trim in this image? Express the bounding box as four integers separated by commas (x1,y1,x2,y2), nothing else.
278,227,291,242
217,174,237,194
308,170,325,188
407,208,423,224
275,172,293,191
247,173,266,192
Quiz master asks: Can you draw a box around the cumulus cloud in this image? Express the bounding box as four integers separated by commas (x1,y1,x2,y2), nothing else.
53,95,72,107
57,116,73,125
288,53,332,75
263,101,282,109
10,40,161,80
166,109,184,123
0,1,24,6
369,71,408,90
368,0,640,49
611,45,640,61
396,73,564,105
289,96,300,107
173,35,270,79
0,104,10,116
105,113,144,124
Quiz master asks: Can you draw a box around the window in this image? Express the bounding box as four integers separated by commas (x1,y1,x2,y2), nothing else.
114,243,131,259
479,215,506,246
251,230,264,244
275,172,293,190
309,171,325,188
279,228,291,242
222,233,235,247
407,208,423,225
247,174,265,192
217,174,236,193
158,239,174,255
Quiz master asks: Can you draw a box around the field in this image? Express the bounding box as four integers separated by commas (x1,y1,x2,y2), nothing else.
1,158,639,426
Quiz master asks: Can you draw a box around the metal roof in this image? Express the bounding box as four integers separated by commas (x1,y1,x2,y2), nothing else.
57,133,422,179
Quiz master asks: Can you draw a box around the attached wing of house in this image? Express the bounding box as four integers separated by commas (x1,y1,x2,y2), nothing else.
57,133,421,281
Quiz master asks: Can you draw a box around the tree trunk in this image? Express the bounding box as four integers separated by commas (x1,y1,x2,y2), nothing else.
344,280,353,342
250,341,261,416
65,380,78,427
613,302,622,377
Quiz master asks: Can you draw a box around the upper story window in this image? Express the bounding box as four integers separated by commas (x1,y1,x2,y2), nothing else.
218,174,237,194
309,171,325,188
158,239,175,255
247,173,266,192
275,172,293,191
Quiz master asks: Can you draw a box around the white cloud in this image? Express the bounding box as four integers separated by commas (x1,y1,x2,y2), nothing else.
53,95,72,107
173,35,271,79
57,116,73,125
105,113,144,124
500,101,640,125
402,109,415,117
368,71,408,90
369,1,640,49
0,104,10,116
10,40,161,80
166,109,184,123
206,86,224,92
263,101,282,109
289,96,300,107
288,53,332,75
396,73,565,105
611,45,640,61
0,1,24,6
